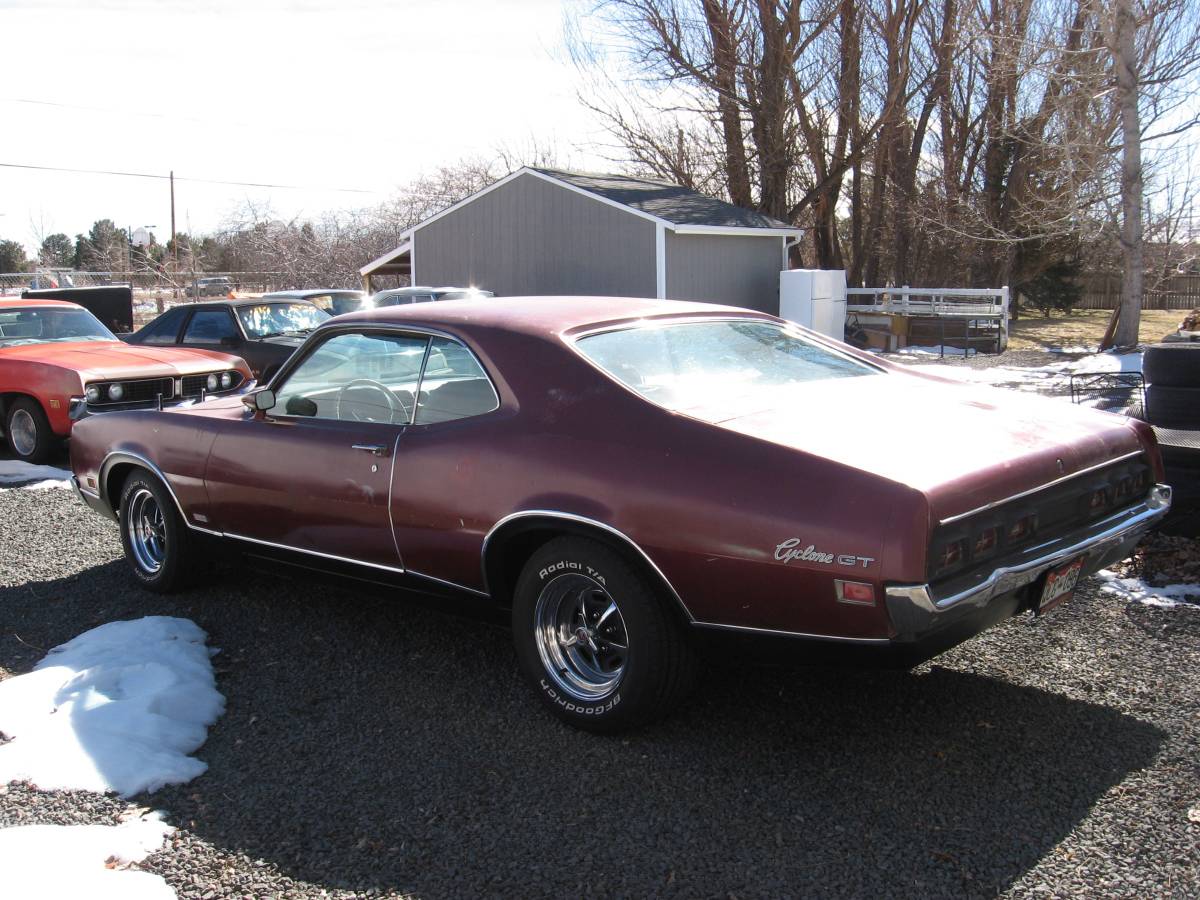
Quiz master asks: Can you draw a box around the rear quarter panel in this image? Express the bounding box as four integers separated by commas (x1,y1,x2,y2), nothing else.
392,331,925,641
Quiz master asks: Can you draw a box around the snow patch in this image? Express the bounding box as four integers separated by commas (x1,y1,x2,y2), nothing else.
0,814,175,900
0,617,225,797
1070,351,1142,375
0,460,71,487
1095,569,1200,608
898,345,970,357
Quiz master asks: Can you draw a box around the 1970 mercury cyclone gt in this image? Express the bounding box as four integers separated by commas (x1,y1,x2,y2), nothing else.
69,297,1172,730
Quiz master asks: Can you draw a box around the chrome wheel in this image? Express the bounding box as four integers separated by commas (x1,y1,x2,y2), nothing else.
9,408,37,457
126,488,167,574
534,573,629,701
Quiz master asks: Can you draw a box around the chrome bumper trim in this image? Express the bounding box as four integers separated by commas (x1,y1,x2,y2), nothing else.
886,484,1171,639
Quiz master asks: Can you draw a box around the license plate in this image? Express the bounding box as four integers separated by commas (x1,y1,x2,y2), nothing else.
1038,557,1084,614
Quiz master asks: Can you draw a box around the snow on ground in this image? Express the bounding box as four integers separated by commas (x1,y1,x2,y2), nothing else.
0,814,175,900
892,349,1143,403
0,617,225,797
896,345,970,357
0,460,72,489
1095,570,1200,608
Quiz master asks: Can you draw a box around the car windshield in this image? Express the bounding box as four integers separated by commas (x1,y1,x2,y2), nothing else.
0,307,116,346
236,303,330,338
574,319,879,414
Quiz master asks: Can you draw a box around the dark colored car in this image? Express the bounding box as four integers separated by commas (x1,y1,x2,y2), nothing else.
69,297,1171,731
261,289,368,316
125,298,330,382
189,277,233,299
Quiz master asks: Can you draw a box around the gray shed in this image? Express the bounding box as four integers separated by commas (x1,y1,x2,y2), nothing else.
360,167,801,314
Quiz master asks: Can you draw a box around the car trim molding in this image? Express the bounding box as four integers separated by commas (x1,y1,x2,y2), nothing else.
223,531,408,574
405,568,491,598
691,620,890,645
482,510,695,622
938,449,1145,525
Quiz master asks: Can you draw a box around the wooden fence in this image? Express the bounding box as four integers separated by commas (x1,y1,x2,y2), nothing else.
1077,273,1200,310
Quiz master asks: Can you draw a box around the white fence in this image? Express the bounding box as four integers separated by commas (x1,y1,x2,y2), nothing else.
847,286,1010,319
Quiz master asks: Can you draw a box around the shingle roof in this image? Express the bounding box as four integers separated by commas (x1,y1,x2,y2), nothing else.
530,168,794,230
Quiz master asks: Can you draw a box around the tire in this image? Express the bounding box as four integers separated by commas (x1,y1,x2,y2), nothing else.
1144,384,1200,430
511,536,698,732
5,397,55,464
118,471,202,592
1143,342,1200,387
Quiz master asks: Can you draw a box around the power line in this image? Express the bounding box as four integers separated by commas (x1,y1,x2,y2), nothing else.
0,161,383,195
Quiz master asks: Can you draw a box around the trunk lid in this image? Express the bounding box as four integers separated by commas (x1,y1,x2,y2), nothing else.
688,370,1146,524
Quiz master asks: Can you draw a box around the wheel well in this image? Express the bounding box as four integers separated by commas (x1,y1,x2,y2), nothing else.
0,391,38,420
482,517,692,624
103,462,141,512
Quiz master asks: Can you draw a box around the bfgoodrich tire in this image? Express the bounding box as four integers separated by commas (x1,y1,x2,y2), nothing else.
1145,384,1200,430
511,536,698,732
1143,342,1200,387
118,471,202,593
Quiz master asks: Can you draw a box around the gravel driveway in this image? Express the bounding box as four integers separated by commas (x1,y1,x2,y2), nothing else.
2,483,1198,898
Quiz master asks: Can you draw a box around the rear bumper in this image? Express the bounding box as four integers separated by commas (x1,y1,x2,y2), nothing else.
885,483,1172,647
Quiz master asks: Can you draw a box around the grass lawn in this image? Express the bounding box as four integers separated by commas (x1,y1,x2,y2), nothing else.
1007,308,1188,351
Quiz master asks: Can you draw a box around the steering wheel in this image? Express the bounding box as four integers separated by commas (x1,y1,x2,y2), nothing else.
334,378,404,423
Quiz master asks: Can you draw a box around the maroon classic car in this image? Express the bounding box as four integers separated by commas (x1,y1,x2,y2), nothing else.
69,297,1171,730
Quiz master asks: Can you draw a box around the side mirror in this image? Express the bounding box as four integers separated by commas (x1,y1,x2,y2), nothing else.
241,388,275,416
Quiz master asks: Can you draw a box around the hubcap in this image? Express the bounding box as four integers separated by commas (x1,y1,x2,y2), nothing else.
534,573,629,702
9,409,37,457
126,488,167,574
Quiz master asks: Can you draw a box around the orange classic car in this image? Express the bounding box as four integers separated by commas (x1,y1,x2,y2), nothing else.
0,298,252,462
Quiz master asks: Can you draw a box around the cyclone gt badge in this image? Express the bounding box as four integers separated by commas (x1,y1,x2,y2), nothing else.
775,538,875,569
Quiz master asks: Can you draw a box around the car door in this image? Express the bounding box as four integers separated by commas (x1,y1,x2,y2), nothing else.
203,328,430,571
180,307,243,357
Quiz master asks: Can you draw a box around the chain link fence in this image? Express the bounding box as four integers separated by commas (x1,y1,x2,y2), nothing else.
0,270,292,297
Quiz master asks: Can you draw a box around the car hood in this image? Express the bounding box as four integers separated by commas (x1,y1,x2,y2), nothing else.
688,370,1148,523
0,340,244,380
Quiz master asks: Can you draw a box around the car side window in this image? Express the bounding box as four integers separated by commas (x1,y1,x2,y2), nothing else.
182,310,239,344
139,308,186,345
414,337,499,425
272,331,429,424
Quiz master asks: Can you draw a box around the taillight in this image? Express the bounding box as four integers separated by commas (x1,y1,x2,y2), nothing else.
973,527,999,557
937,538,967,572
1007,515,1036,542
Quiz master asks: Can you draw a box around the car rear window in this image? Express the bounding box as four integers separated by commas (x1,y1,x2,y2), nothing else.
574,319,877,414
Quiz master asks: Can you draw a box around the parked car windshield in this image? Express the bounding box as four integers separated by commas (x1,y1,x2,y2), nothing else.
0,307,116,346
236,302,330,338
575,319,878,413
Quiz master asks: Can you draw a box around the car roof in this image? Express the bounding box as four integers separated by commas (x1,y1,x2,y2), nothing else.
0,298,82,310
332,295,770,341
183,297,324,309
263,289,364,299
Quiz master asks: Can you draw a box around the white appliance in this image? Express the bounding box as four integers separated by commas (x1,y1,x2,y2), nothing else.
779,269,847,341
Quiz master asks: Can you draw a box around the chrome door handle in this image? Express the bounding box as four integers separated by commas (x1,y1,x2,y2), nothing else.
352,443,390,457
